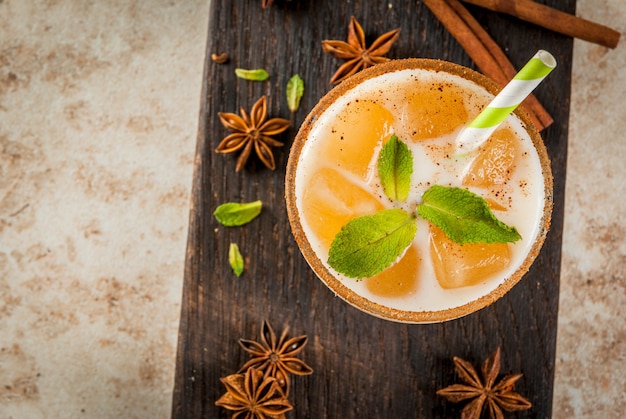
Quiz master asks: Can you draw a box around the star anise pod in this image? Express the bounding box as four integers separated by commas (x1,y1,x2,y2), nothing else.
437,347,532,419
216,96,290,172
216,367,293,418
239,320,313,396
321,16,400,84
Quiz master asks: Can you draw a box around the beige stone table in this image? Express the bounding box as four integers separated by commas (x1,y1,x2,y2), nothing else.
0,0,623,418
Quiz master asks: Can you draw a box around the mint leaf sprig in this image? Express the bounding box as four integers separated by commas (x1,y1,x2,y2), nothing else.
327,135,521,280
328,209,416,279
377,134,413,202
417,185,520,245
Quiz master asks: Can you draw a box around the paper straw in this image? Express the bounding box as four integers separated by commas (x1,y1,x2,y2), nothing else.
456,50,557,151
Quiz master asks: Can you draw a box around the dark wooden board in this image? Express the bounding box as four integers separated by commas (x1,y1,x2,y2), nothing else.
173,1,573,417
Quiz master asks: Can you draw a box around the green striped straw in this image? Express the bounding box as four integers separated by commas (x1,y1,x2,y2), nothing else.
456,50,557,151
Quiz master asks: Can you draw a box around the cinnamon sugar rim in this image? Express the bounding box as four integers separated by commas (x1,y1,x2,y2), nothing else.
285,58,553,323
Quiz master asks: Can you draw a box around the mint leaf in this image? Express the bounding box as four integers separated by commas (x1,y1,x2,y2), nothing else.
235,68,270,81
417,185,521,244
286,74,304,112
213,200,262,227
377,134,413,202
328,209,417,279
229,243,244,277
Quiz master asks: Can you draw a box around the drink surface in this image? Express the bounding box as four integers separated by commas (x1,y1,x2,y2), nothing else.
293,67,546,315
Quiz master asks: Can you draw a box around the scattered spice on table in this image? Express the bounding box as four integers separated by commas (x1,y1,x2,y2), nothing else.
461,0,620,48
437,347,531,419
238,320,313,396
215,367,293,418
322,16,400,84
216,96,290,171
211,52,229,64
216,321,312,417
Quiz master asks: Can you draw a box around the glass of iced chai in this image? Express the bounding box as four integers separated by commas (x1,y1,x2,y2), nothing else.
285,58,552,323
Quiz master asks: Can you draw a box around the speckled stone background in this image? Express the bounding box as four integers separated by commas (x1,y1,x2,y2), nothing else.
1,1,210,417
554,1,626,417
0,1,623,418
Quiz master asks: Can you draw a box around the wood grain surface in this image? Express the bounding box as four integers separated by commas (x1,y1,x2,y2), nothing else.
172,1,574,417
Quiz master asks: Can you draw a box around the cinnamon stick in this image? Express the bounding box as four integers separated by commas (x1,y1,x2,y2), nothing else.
445,0,553,129
423,0,553,130
461,0,620,49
